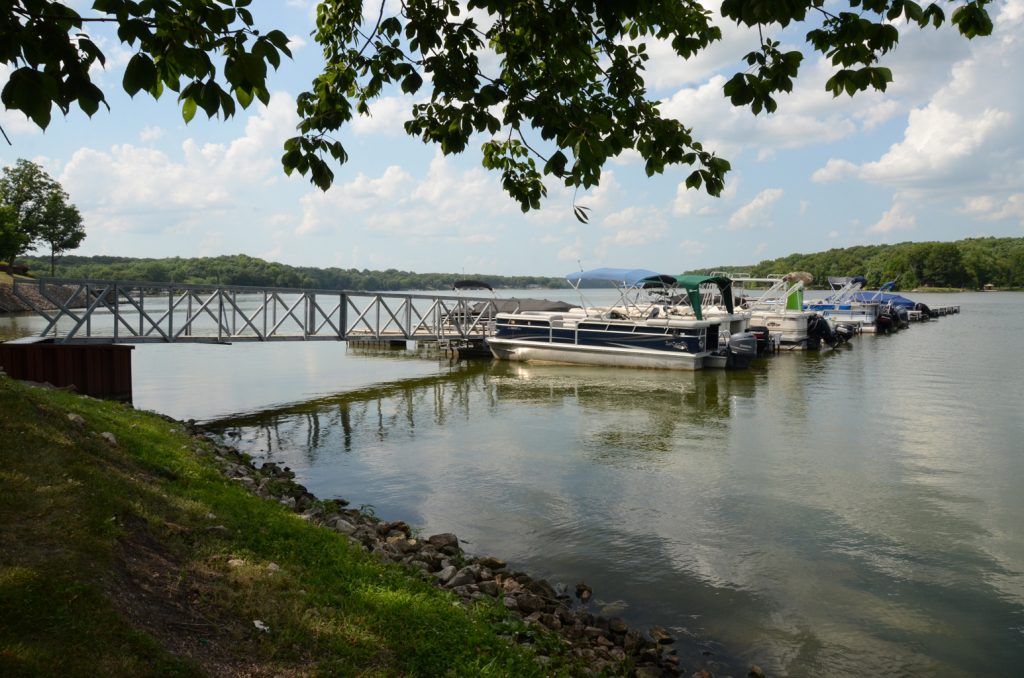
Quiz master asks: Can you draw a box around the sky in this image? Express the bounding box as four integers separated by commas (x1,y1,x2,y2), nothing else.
2,1,1023,277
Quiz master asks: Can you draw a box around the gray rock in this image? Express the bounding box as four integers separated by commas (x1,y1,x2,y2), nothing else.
435,565,458,583
99,431,117,446
477,555,507,570
427,533,460,553
476,580,500,597
516,593,545,614
749,665,766,678
451,584,477,598
327,516,357,535
650,625,675,645
539,613,562,630
66,413,86,428
447,566,477,588
503,596,518,611
526,579,558,599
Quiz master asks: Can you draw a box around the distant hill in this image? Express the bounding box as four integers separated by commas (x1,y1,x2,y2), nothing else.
16,254,565,291
686,237,1024,290
17,236,1024,292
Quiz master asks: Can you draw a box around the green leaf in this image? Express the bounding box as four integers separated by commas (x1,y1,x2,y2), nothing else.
123,53,156,97
181,96,197,123
235,86,253,109
401,71,423,94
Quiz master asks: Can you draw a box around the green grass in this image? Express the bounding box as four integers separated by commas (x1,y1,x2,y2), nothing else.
0,376,578,676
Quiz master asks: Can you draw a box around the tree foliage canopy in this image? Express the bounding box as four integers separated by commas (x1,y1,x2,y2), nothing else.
0,1,995,216
0,158,85,269
699,237,1024,290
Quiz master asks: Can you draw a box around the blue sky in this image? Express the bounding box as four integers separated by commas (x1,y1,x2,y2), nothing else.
2,1,1022,276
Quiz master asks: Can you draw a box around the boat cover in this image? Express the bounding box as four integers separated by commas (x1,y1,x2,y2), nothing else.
850,291,917,308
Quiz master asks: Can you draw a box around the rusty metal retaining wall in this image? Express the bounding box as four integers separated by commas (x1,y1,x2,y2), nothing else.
0,341,134,401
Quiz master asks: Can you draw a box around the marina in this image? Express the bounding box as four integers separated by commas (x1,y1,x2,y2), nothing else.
95,288,1015,678
0,282,1000,678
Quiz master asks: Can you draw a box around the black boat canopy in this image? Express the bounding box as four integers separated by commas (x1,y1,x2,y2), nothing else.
452,279,493,291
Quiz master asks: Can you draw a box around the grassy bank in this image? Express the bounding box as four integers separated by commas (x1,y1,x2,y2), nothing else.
0,375,578,677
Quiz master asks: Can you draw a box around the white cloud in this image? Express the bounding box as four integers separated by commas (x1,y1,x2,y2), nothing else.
633,15,760,91
812,159,857,183
857,107,1011,185
600,206,668,246
297,165,413,235
813,1,1024,199
868,199,917,234
297,151,514,243
58,93,298,236
351,95,418,136
139,126,164,142
960,193,1024,226
673,174,737,217
558,238,583,262
728,188,783,230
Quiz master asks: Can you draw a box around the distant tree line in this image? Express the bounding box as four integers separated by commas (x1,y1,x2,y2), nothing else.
694,237,1024,290
17,237,1024,292
18,254,564,291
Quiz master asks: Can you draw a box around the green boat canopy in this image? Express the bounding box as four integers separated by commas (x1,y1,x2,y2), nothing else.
673,275,734,320
638,274,737,321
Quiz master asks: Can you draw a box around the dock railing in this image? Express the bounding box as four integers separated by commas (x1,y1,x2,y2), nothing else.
11,277,503,344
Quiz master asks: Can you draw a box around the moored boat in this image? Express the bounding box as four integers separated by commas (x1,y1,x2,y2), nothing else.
733,272,820,350
804,276,883,333
487,268,719,371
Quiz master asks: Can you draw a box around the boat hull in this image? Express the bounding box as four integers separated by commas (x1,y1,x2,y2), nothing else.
804,303,880,333
747,310,812,348
487,336,705,370
486,308,717,372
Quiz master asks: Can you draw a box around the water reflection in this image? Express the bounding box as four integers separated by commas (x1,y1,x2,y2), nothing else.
205,298,1024,678
6,292,1023,676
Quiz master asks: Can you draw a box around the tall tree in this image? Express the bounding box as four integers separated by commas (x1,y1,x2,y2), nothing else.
0,1,996,215
0,204,29,270
0,159,85,270
37,190,85,275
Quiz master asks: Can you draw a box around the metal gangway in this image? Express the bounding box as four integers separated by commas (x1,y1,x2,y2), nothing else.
11,277,503,345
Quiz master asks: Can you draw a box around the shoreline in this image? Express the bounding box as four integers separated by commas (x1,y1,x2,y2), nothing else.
195,423,754,677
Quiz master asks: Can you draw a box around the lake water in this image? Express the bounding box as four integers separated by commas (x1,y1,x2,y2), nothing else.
4,290,1023,676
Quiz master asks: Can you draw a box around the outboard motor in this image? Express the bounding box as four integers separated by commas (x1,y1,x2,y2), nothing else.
914,302,932,320
833,323,856,345
724,332,758,369
807,314,838,348
875,313,894,334
747,325,771,355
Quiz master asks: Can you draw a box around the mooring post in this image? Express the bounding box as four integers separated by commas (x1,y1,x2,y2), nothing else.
340,292,348,340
